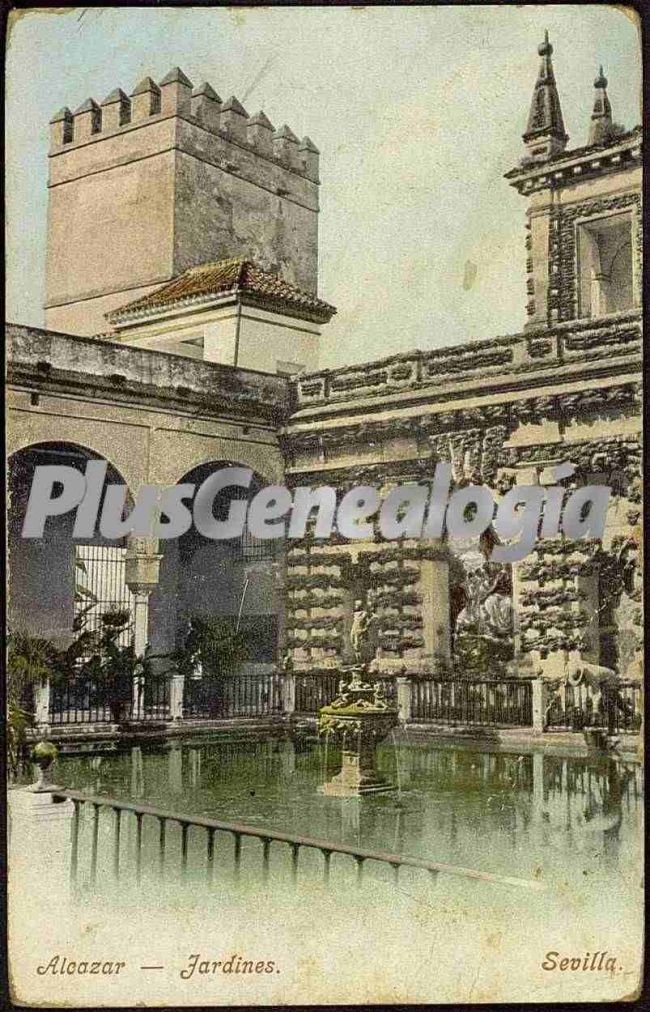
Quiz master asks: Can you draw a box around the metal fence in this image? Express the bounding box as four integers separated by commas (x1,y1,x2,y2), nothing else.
410,677,533,727
294,672,341,714
546,680,642,733
183,670,284,719
50,676,171,725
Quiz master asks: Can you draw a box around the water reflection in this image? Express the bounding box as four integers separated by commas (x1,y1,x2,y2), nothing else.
57,736,642,885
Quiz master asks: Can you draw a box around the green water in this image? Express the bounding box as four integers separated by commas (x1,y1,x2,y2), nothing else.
11,734,644,1003
53,733,642,886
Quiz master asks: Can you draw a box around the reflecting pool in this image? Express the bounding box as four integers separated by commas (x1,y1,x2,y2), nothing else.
9,734,643,1005
53,734,642,883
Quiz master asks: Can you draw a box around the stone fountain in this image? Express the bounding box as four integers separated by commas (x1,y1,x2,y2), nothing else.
318,600,398,796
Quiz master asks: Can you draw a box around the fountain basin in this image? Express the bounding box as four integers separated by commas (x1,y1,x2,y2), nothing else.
318,673,399,796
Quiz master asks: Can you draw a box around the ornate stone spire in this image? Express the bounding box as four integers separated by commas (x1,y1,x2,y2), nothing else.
588,66,615,145
522,31,568,162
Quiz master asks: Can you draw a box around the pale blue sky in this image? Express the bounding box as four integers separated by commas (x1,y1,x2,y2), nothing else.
6,5,641,367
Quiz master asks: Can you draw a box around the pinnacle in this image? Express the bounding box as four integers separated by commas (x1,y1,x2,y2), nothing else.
192,82,221,102
538,29,552,56
101,88,129,106
274,124,299,142
299,135,319,153
74,98,100,114
595,65,608,89
159,67,194,88
523,32,568,147
221,95,248,116
50,106,72,123
249,110,275,130
131,76,160,96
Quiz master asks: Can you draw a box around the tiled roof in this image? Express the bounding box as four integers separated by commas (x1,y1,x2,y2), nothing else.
107,258,336,323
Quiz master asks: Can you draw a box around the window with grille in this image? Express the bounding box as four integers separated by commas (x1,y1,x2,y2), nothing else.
74,544,134,645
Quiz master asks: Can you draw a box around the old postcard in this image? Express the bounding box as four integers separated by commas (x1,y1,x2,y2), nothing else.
5,3,644,1006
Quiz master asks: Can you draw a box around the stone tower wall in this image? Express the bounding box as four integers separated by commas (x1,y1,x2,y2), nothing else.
45,73,320,336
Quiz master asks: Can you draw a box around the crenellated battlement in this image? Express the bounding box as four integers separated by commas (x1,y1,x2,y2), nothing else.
49,66,319,182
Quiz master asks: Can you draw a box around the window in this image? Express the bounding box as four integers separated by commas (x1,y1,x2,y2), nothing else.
578,214,634,319
74,544,133,645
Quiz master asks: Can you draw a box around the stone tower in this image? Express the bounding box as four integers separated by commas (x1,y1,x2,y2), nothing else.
506,36,642,330
45,67,320,336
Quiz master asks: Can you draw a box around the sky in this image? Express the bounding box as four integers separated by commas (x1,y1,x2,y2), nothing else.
5,5,641,369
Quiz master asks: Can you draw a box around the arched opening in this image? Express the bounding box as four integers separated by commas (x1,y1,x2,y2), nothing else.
148,461,283,685
8,442,133,646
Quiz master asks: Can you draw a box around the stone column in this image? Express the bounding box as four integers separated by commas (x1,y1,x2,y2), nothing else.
396,676,412,724
34,677,51,729
125,536,162,721
576,572,599,663
130,746,144,798
170,673,185,720
420,542,451,670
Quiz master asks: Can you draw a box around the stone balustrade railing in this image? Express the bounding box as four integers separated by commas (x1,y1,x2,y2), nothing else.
292,309,641,407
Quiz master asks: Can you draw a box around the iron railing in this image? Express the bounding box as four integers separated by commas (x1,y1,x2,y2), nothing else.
50,676,171,725
183,671,284,719
54,789,544,892
546,680,642,733
410,678,533,727
294,672,341,714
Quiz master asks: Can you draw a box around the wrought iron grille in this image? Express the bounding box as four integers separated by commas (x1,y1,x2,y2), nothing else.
74,544,134,643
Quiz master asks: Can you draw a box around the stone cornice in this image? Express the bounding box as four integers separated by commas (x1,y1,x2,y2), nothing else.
284,381,641,474
505,129,642,195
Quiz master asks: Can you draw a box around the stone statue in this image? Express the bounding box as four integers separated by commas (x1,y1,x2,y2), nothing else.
482,572,514,638
456,553,513,639
349,598,377,665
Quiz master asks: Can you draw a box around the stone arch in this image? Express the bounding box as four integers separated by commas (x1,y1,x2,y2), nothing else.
147,437,284,489
8,441,134,646
148,459,283,677
7,417,146,495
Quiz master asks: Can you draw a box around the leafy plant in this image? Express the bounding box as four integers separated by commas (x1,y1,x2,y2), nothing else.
76,609,143,724
176,616,249,718
6,632,58,778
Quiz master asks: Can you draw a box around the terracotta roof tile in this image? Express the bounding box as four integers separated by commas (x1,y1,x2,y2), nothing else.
107,258,336,323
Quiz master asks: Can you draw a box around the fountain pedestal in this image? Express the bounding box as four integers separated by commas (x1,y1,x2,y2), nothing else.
318,668,399,797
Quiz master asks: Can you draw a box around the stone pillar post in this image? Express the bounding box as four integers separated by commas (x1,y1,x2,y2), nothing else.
396,676,412,724
282,671,296,715
34,678,51,729
532,676,546,734
420,542,451,670
125,536,162,721
131,593,149,718
170,673,185,720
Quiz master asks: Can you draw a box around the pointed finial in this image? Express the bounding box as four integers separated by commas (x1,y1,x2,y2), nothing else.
588,63,617,145
538,29,552,56
595,65,608,89
522,32,568,161
192,82,221,102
